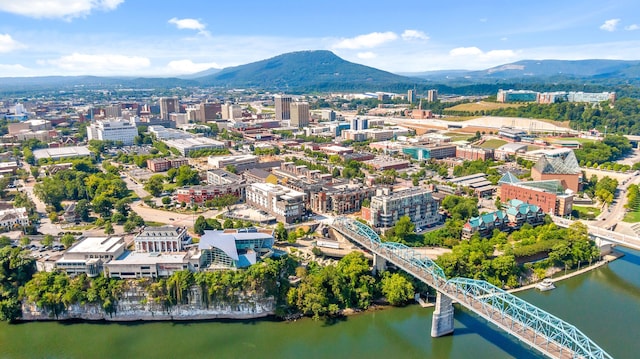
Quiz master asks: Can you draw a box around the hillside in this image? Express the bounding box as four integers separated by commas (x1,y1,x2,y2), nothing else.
195,50,420,91
405,59,640,84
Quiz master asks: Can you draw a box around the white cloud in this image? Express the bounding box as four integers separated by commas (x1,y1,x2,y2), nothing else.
0,63,31,76
166,59,220,74
0,0,123,20
449,47,483,56
168,17,207,33
401,30,429,41
47,53,150,74
600,18,620,32
357,52,377,59
485,49,516,58
0,34,25,53
625,24,640,31
333,32,398,49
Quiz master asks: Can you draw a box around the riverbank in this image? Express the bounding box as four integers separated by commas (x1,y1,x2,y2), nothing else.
508,250,624,294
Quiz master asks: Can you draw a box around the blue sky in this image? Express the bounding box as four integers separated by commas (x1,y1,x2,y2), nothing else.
0,0,639,77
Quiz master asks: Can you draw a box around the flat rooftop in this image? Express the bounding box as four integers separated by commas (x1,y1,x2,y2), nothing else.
110,251,188,265
68,236,124,254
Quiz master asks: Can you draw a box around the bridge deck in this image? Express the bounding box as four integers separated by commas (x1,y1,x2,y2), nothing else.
331,217,613,359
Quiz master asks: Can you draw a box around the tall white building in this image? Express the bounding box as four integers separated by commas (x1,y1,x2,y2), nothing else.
87,118,138,145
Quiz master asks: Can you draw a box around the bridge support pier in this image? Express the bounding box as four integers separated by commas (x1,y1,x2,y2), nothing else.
431,292,454,337
372,254,387,275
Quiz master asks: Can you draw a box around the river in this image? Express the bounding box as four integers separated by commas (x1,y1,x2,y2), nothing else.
1,248,639,359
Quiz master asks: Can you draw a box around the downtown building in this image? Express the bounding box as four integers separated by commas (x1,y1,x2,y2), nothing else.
361,187,440,228
274,94,292,121
87,118,138,145
133,225,191,253
496,172,574,216
245,183,305,224
290,101,310,128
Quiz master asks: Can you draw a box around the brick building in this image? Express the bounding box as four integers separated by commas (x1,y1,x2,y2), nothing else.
147,157,189,172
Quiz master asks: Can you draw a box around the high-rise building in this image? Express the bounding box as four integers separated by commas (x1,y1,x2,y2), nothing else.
104,104,122,119
274,95,292,121
350,117,368,131
408,89,416,103
427,89,438,102
197,102,221,122
290,101,309,128
87,118,138,145
159,97,179,120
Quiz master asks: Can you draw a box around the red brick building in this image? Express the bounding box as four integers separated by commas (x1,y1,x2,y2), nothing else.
175,184,244,204
456,146,494,161
147,158,189,172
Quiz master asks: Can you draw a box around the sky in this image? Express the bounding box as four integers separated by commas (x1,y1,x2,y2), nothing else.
0,0,640,77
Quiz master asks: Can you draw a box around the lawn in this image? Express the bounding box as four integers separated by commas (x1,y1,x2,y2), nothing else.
572,205,601,220
623,210,640,223
444,132,475,141
444,101,525,112
479,139,507,149
544,137,597,144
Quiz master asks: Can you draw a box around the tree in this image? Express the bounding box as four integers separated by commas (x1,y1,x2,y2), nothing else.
42,234,54,247
274,223,288,242
20,236,30,247
144,174,165,197
104,221,114,235
162,197,171,205
380,273,414,306
175,165,200,187
76,199,91,222
223,218,234,229
61,233,75,248
194,216,207,235
212,194,238,212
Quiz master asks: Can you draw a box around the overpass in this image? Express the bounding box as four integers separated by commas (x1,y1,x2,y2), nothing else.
551,215,640,251
330,217,612,359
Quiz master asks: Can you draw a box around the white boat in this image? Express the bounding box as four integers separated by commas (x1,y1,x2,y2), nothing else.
536,279,556,291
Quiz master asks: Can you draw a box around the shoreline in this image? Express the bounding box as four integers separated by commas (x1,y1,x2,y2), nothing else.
507,250,624,294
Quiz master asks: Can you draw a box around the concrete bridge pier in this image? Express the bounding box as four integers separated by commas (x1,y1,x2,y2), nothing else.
372,254,387,275
431,292,455,337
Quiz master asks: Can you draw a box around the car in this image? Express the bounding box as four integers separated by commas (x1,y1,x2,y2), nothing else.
169,217,175,221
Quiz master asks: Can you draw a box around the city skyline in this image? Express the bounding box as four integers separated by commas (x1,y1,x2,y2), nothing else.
0,0,639,77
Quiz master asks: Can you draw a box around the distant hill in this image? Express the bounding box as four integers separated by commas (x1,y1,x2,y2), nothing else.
195,50,420,91
405,59,640,83
179,67,221,79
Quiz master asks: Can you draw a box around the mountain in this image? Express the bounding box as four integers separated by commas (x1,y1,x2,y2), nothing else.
195,50,420,91
179,67,221,79
406,59,640,83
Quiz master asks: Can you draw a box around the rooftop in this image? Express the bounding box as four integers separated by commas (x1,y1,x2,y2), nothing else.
68,236,124,254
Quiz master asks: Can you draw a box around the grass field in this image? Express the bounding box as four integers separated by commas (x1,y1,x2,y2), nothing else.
479,139,507,149
544,137,597,144
444,101,525,112
623,210,640,223
444,132,474,141
572,205,601,220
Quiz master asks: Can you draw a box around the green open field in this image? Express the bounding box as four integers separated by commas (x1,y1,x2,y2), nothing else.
544,137,598,144
444,101,525,112
444,132,475,141
479,139,507,149
572,205,601,220
623,210,640,223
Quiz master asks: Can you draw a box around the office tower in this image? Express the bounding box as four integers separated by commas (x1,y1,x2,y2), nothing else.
290,101,309,128
427,89,438,102
199,102,221,122
408,89,416,103
159,97,179,120
274,94,292,121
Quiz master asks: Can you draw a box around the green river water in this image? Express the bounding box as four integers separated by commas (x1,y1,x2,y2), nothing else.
1,248,639,359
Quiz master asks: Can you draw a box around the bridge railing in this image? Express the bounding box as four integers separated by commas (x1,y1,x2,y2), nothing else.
331,217,614,359
446,277,613,359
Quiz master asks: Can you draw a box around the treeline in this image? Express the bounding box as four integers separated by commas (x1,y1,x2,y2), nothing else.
8,251,419,322
435,222,600,287
483,98,640,135
0,247,36,321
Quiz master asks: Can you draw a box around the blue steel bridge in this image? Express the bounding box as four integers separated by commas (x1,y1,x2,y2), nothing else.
330,216,613,359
